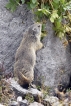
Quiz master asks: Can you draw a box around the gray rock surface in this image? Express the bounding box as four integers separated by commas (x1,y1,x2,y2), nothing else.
10,78,42,97
0,104,5,106
34,21,71,89
43,95,60,106
0,0,71,91
29,102,44,106
19,99,28,106
0,0,34,73
9,101,18,106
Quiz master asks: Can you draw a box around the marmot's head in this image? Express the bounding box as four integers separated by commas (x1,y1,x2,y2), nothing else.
28,23,42,39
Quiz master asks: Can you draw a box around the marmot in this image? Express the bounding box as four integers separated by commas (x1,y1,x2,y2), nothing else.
14,23,43,88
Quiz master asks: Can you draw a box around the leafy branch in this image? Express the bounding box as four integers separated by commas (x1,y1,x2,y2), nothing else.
6,0,71,39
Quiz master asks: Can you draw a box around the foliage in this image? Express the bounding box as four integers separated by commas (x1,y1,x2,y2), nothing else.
6,0,20,12
6,0,71,39
25,93,34,103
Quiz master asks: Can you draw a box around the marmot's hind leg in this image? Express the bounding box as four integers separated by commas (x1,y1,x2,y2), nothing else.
19,80,29,89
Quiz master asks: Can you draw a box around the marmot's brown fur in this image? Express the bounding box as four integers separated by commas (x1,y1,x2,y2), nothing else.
14,23,43,87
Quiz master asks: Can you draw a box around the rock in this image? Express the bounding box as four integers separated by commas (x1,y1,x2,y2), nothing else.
43,95,71,106
62,98,69,106
19,99,28,106
0,104,5,106
10,78,43,98
17,96,22,102
42,100,51,106
0,0,34,73
0,61,5,76
63,103,69,106
29,102,44,106
52,102,62,106
34,20,71,91
28,88,43,97
9,101,18,106
44,95,59,104
43,95,61,106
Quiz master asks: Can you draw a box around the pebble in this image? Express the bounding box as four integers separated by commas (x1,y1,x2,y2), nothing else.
0,104,5,106
17,96,22,102
29,102,44,106
44,95,59,104
53,102,62,106
9,101,18,106
19,99,28,106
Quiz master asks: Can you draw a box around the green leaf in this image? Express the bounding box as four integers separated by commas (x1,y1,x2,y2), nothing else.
41,3,44,9
41,32,47,40
50,17,54,23
38,8,51,16
6,2,11,9
50,10,58,23
6,0,19,12
42,24,46,32
52,0,60,9
30,3,35,9
30,2,37,9
58,32,65,39
35,10,43,19
60,0,65,4
53,0,60,4
11,3,17,12
32,0,37,4
21,0,25,4
64,1,71,10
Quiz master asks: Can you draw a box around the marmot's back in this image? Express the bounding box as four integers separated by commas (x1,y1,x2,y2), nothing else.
14,23,43,87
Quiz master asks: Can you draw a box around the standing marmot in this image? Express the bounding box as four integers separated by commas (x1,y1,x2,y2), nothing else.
14,23,43,88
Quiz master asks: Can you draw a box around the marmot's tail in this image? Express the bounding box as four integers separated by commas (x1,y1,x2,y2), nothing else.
18,72,30,88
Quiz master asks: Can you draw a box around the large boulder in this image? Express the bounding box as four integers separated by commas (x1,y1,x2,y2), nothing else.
34,21,71,89
0,0,34,73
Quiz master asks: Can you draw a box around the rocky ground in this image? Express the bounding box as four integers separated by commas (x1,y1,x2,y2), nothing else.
0,61,71,106
0,62,71,106
0,0,71,89
0,72,71,106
